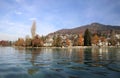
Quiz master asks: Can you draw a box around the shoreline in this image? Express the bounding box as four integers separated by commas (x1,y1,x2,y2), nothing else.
12,45,120,49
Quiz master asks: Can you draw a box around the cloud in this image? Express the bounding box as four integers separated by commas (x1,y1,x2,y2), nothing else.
15,0,24,3
0,20,30,40
15,11,22,15
29,17,37,21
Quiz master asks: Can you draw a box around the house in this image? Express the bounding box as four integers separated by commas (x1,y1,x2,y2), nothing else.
44,36,53,47
98,37,108,47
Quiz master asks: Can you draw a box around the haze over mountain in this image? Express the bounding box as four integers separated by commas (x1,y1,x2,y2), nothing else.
49,23,120,35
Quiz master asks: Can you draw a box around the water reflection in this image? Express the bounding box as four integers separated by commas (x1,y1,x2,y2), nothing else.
82,47,118,67
21,47,120,70
2,47,119,78
26,48,41,64
25,48,42,75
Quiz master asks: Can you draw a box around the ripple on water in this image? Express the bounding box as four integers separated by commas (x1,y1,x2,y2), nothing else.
0,47,120,78
107,64,120,72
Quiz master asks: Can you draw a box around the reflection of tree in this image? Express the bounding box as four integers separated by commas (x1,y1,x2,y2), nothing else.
107,48,116,61
84,48,92,64
14,47,25,51
26,48,42,65
28,68,39,75
79,48,84,64
91,47,118,67
25,48,41,75
92,47,99,62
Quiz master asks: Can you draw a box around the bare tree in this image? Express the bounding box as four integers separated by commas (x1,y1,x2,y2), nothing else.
31,21,36,39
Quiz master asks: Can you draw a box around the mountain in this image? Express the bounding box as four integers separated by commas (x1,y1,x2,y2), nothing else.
49,23,120,35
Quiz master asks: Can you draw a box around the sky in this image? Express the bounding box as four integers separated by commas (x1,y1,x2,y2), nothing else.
0,0,120,41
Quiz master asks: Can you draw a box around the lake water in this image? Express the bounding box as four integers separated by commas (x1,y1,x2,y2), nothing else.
0,47,120,78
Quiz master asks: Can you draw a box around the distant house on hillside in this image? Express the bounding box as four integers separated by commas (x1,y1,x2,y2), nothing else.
96,37,108,47
44,36,53,47
115,34,120,46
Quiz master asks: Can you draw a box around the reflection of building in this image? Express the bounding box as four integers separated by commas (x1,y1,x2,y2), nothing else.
92,47,109,62
116,49,120,65
79,48,84,64
92,47,99,62
72,47,117,66
99,47,109,60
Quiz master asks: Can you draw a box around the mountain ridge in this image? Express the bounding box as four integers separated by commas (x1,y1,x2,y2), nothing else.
49,22,120,35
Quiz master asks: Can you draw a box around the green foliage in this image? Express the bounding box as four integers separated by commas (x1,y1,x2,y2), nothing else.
84,29,92,46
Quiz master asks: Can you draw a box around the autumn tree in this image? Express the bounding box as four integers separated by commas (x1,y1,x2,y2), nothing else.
78,34,84,46
31,21,36,39
15,38,25,46
72,35,79,46
52,35,62,47
32,35,43,47
66,38,70,46
100,37,106,42
84,29,92,46
0,41,11,46
92,34,99,45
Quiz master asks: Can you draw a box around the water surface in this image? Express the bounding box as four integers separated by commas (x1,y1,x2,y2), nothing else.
0,47,120,78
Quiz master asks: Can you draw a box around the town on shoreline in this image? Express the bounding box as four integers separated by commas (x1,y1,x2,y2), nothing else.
0,21,120,47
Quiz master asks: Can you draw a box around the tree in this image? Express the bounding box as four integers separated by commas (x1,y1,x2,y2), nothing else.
52,35,62,47
78,34,84,46
41,35,46,43
31,21,36,39
15,38,25,46
25,35,32,47
32,35,43,47
92,34,99,45
84,29,92,46
66,38,70,46
109,30,117,46
71,34,80,46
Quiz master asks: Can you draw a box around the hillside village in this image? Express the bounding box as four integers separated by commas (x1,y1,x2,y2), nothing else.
0,21,120,47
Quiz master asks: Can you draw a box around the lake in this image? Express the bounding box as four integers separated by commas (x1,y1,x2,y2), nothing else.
0,47,120,78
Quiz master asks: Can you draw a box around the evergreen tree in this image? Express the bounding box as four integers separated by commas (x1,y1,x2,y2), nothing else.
84,29,92,46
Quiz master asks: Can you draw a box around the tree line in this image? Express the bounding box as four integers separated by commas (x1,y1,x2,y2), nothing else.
14,28,120,47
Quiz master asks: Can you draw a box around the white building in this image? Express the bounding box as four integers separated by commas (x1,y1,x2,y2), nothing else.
44,36,53,47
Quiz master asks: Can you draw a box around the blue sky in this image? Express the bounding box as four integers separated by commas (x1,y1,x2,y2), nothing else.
0,0,120,40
